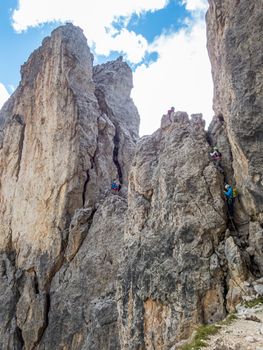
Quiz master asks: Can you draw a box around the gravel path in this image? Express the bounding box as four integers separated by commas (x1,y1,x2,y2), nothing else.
205,305,263,350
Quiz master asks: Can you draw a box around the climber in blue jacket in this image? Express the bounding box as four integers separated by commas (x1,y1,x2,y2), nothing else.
111,179,121,192
224,184,234,216
224,184,233,199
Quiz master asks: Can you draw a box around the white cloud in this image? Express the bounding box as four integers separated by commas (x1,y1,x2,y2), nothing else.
182,0,208,11
13,0,169,32
132,13,213,136
12,0,213,136
0,83,10,110
95,29,148,64
12,0,168,62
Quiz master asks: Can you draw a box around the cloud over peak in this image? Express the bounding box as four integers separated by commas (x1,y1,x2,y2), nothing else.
132,13,213,135
12,0,169,62
10,0,213,136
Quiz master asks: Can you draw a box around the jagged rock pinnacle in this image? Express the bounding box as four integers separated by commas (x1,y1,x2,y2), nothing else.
0,23,139,349
0,2,262,347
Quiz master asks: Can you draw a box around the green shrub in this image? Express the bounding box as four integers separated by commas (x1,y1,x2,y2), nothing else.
180,314,237,350
219,313,237,326
242,297,263,308
180,324,219,350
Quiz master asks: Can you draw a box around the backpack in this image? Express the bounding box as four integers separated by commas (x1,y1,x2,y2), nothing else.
232,186,238,198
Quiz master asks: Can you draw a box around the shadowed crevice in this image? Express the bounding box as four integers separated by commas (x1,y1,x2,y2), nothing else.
82,169,90,207
94,87,123,184
14,114,26,180
113,125,123,184
16,326,25,349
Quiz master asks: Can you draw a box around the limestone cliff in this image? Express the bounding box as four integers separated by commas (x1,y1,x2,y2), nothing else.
206,0,263,309
117,0,263,347
0,1,262,348
118,113,228,349
206,0,263,218
0,23,139,349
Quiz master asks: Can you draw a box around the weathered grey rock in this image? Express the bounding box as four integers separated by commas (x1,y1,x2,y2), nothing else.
93,58,140,187
38,195,127,350
0,0,262,347
16,273,48,350
254,285,263,296
254,277,263,285
207,0,263,220
225,236,248,282
118,113,227,349
93,57,139,141
0,23,139,350
245,336,257,343
0,252,23,349
248,221,263,276
225,236,249,310
0,23,97,275
207,0,263,312
207,116,234,186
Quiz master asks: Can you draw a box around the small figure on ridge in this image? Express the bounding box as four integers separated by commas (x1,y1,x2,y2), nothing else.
167,106,175,121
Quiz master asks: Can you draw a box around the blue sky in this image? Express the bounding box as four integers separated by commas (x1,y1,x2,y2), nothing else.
0,0,212,135
0,1,59,92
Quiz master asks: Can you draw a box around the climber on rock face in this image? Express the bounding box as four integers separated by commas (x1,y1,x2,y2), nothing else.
210,146,223,173
111,178,121,192
210,146,221,159
224,184,234,217
217,114,224,123
167,106,175,122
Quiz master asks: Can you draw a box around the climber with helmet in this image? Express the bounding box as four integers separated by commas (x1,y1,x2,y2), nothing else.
224,183,234,217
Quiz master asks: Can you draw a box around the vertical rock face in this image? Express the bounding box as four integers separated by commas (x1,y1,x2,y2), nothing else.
93,58,140,186
39,196,127,350
206,0,263,218
0,23,139,349
118,113,227,348
207,0,263,311
0,2,262,347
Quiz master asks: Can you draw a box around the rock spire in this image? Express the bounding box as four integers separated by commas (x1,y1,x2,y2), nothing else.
0,1,262,347
0,23,139,349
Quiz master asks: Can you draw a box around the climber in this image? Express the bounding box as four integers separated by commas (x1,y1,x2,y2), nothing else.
111,179,121,192
167,106,175,122
217,114,224,123
224,184,234,217
210,146,221,159
210,146,223,173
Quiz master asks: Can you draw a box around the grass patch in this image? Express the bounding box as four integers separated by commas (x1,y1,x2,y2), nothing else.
219,313,238,326
180,324,219,350
179,314,238,350
242,297,263,308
